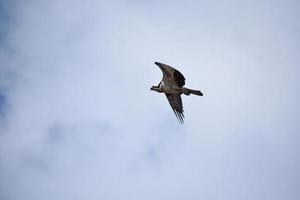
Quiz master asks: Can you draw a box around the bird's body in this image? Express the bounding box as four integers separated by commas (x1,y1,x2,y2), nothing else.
151,62,203,124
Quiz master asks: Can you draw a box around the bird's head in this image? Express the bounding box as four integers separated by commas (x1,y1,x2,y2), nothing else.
150,85,157,90
150,85,161,93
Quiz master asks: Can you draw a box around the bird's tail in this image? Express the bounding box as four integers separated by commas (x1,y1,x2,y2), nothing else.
182,87,203,96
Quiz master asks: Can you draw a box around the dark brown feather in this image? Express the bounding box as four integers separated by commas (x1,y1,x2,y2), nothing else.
173,69,185,87
165,94,184,124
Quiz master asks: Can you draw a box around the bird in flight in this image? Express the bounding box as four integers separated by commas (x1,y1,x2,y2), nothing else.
151,62,203,124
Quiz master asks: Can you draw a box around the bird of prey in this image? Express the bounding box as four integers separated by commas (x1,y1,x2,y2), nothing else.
151,62,203,124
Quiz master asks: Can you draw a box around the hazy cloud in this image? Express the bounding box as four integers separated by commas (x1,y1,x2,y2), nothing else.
0,0,300,200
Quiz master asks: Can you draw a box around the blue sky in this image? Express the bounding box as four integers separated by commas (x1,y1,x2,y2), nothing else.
0,0,300,200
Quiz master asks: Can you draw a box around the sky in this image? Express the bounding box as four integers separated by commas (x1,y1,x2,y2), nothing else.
0,0,300,199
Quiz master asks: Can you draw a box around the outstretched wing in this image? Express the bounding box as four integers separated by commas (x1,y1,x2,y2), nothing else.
155,62,185,87
165,94,184,124
172,69,185,87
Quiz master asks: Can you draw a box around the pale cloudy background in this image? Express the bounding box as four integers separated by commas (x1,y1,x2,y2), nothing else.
0,0,300,199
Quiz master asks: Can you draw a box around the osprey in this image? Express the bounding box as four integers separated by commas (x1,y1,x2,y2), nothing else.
151,62,203,124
